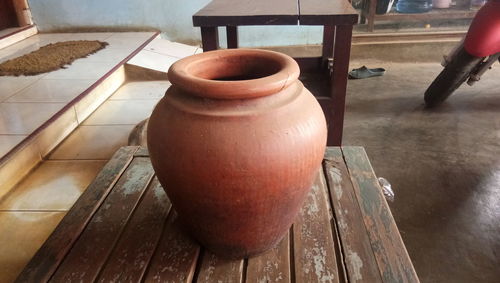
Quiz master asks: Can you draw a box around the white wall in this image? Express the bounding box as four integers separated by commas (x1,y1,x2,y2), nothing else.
28,0,324,46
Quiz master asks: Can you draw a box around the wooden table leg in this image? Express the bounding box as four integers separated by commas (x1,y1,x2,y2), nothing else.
367,0,377,32
329,25,353,146
226,26,238,49
201,26,219,51
322,25,335,68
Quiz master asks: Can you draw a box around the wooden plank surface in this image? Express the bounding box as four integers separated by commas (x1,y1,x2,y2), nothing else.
193,0,298,26
196,252,244,283
50,157,155,282
134,146,149,157
341,147,420,283
18,146,419,282
143,211,200,282
246,233,291,283
293,171,340,283
299,0,358,25
324,148,382,282
96,178,172,282
15,146,138,283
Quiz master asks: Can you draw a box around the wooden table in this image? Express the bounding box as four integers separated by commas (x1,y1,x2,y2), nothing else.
17,146,419,282
193,0,359,146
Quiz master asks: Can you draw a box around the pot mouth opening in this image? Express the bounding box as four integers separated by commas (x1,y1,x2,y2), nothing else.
191,55,282,81
168,49,300,99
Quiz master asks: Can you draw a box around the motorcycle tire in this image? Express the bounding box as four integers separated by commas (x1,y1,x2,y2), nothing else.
424,47,483,107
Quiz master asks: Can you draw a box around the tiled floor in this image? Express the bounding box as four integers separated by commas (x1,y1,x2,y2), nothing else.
128,36,201,72
0,80,171,282
0,211,65,283
0,35,197,282
48,125,135,160
0,135,26,157
0,160,106,211
0,32,155,160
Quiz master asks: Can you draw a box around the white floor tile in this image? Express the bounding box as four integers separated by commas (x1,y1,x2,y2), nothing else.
0,211,65,283
0,76,42,102
82,100,158,126
0,160,106,210
0,102,64,134
105,33,154,49
49,125,135,160
109,81,170,100
128,50,178,73
43,60,116,80
7,79,94,103
144,38,198,58
0,135,27,157
83,47,134,63
107,32,155,39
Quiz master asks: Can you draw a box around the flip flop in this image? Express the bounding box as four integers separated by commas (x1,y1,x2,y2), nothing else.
348,66,386,79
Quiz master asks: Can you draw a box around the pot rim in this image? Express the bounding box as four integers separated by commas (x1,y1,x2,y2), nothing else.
167,48,300,99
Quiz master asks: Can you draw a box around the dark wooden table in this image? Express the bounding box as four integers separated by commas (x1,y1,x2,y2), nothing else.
17,146,419,282
193,0,359,146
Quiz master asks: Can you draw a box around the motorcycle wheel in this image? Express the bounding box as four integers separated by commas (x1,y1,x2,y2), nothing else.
424,46,483,107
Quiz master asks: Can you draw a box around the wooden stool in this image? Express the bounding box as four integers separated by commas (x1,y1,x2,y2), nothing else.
193,0,359,146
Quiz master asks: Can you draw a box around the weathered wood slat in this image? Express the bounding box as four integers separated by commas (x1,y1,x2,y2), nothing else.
324,148,382,282
341,147,420,283
143,211,200,283
193,0,298,26
134,146,149,157
316,168,349,283
96,177,172,282
329,207,349,283
15,146,138,283
246,233,291,283
18,146,419,282
196,252,244,283
293,171,340,283
49,157,155,282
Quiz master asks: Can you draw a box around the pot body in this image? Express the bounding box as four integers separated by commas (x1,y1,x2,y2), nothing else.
147,49,327,258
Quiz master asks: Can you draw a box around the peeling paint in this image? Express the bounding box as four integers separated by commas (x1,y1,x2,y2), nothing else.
153,184,165,201
328,166,343,200
312,246,335,283
306,185,320,216
337,217,347,230
347,251,364,281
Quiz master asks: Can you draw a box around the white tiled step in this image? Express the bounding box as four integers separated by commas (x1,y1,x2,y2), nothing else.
0,25,38,50
0,66,127,198
0,32,158,196
128,37,201,74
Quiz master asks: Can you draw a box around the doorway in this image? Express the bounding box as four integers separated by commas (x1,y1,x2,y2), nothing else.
0,0,18,31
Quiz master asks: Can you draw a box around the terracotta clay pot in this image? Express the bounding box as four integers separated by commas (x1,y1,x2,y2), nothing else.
147,48,327,258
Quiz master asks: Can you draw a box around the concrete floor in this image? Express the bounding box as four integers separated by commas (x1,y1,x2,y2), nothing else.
344,60,500,282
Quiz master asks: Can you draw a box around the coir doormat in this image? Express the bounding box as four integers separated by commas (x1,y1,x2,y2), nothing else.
0,40,108,76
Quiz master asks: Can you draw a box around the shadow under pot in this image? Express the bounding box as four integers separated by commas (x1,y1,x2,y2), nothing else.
147,48,327,259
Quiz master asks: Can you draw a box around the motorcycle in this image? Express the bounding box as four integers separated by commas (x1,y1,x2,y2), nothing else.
424,0,500,107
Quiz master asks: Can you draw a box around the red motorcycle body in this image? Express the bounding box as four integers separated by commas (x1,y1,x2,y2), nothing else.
464,0,500,57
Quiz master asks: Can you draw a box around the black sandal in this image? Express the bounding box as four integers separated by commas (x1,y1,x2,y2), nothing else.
348,66,386,79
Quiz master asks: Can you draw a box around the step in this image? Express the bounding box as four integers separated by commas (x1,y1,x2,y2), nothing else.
0,25,38,50
0,32,161,198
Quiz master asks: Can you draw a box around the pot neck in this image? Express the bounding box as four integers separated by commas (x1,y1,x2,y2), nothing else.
167,49,300,100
